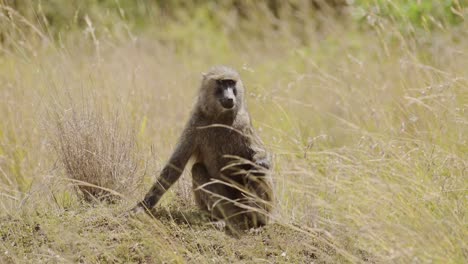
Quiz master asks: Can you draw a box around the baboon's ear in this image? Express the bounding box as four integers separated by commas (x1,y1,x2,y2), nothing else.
201,72,207,80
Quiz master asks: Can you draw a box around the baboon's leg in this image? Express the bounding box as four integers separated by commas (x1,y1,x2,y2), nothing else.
224,163,273,228
244,174,274,227
191,163,240,222
191,162,213,212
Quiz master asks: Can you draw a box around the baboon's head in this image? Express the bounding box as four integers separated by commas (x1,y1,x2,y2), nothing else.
198,66,245,116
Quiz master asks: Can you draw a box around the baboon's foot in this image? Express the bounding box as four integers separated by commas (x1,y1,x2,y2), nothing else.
206,220,226,231
248,226,265,235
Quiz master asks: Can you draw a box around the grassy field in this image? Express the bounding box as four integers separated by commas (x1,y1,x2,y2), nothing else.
0,1,467,263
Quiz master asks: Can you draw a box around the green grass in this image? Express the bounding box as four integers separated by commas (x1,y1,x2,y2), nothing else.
0,2,467,263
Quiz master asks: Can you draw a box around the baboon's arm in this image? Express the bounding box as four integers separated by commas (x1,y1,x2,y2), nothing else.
250,132,271,170
137,128,196,210
249,136,274,206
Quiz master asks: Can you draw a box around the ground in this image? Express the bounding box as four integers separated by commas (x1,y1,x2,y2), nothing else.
1,204,361,263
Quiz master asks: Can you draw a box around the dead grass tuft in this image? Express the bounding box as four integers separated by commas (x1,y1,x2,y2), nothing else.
52,109,141,202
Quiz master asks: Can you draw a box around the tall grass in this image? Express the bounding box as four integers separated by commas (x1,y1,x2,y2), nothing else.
0,1,466,263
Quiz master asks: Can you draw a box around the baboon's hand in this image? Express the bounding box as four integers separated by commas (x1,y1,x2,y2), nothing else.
128,204,147,216
119,205,144,218
252,151,271,170
254,157,271,170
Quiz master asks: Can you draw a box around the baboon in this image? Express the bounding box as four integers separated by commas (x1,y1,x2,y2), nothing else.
132,66,273,229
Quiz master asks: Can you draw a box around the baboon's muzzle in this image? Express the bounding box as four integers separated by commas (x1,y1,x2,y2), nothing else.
220,98,235,109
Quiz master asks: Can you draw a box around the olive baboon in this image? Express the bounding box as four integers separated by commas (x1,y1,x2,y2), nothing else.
132,66,273,229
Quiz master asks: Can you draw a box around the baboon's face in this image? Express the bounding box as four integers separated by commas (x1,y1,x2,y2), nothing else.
214,79,238,110
199,66,244,116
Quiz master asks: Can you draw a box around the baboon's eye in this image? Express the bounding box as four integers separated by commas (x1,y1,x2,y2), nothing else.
225,79,236,86
217,79,236,87
215,84,224,96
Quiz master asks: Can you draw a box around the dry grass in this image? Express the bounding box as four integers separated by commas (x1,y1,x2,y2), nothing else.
52,109,141,202
0,3,467,263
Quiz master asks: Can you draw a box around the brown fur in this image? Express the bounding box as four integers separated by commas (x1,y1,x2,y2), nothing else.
133,66,273,229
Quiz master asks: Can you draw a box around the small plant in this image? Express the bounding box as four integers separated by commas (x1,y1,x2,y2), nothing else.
53,109,141,203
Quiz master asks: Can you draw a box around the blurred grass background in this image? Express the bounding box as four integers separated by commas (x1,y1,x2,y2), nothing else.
0,0,467,263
